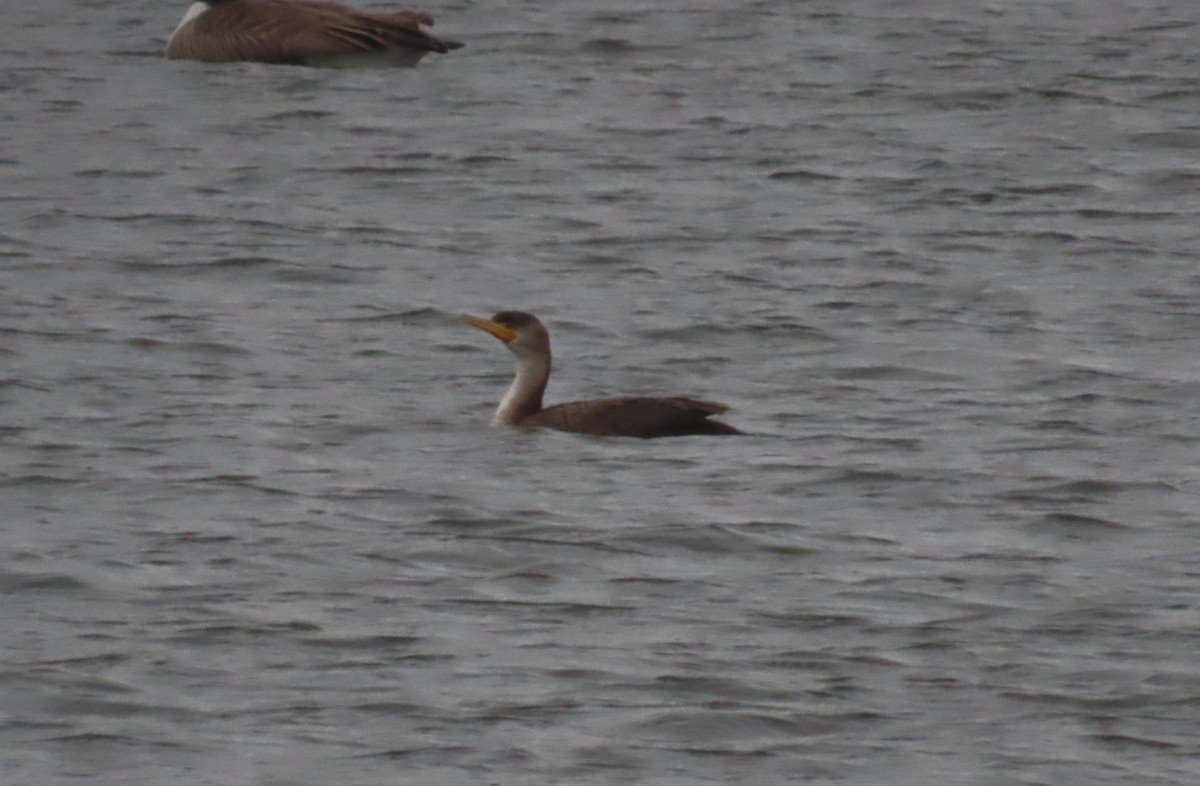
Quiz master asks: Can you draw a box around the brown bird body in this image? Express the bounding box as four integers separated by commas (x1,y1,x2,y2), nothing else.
166,0,463,67
461,311,742,439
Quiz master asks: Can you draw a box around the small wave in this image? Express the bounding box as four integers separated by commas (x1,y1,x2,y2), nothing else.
767,168,840,181
826,364,958,382
73,168,161,180
1033,512,1128,530
622,708,879,749
125,337,250,356
0,572,90,593
583,37,635,54
264,109,336,121
299,634,422,650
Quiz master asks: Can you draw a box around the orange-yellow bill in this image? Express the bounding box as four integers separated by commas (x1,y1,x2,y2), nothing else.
460,314,517,343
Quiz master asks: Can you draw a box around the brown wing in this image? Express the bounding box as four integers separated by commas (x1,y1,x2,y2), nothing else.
523,397,742,439
168,1,455,64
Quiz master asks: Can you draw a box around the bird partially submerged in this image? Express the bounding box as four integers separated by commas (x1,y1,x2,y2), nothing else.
461,311,742,438
166,0,463,67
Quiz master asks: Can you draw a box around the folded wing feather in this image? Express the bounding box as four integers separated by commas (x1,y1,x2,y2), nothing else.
169,1,452,64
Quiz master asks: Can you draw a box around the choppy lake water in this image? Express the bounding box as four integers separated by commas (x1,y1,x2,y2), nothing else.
3,1,1200,784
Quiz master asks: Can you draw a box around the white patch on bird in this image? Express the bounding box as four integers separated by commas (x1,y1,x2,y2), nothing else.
173,2,211,36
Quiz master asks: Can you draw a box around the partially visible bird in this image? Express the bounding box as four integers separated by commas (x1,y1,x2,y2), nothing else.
166,0,463,67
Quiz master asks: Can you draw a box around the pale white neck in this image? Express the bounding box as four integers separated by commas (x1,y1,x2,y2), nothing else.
493,354,549,426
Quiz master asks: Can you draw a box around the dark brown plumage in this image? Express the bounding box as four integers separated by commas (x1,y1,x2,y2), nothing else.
522,397,741,438
461,311,742,439
166,0,463,67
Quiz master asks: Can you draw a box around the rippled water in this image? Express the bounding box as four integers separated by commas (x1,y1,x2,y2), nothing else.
4,1,1200,784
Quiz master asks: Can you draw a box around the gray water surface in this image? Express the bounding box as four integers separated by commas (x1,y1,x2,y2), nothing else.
3,1,1200,784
